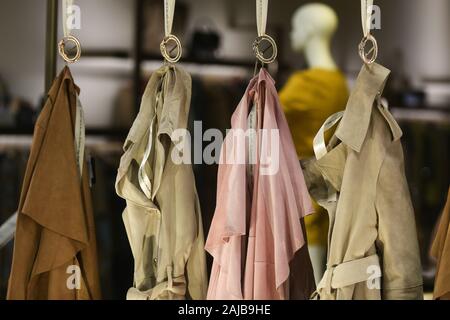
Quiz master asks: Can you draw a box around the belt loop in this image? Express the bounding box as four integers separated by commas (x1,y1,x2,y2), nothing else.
325,265,335,295
167,266,173,291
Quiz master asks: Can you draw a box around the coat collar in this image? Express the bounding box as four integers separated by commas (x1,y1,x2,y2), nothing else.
311,63,401,193
335,63,391,153
116,64,191,204
124,65,191,144
47,66,80,104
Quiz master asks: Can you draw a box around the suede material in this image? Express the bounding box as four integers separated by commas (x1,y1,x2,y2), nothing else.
7,67,101,300
431,188,450,300
303,63,423,300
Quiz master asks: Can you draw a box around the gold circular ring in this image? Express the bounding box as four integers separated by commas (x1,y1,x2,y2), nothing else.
58,35,81,63
160,35,182,63
253,34,278,64
358,34,378,65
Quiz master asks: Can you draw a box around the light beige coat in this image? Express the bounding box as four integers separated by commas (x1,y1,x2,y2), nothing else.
116,65,207,300
302,63,423,300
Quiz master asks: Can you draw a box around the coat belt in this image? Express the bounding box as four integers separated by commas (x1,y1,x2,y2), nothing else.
126,266,187,300
313,254,381,298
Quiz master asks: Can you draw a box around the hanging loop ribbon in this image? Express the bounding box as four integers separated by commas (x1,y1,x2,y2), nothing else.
253,0,277,65
256,0,268,37
59,0,81,63
163,0,175,37
160,0,182,63
62,0,74,38
361,0,373,38
359,0,378,65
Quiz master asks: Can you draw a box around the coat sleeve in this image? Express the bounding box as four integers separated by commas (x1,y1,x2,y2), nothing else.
375,140,423,300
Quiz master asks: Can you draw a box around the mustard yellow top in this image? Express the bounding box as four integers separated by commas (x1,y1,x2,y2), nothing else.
279,68,349,245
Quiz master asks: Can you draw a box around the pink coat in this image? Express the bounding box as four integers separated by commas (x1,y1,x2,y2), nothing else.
205,68,315,300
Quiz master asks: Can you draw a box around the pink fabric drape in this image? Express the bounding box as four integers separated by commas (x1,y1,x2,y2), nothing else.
205,68,314,300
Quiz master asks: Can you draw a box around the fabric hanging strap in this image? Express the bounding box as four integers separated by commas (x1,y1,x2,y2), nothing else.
138,83,163,199
256,0,268,36
164,0,176,36
74,95,85,177
313,111,344,160
0,212,17,250
62,0,74,37
361,0,374,37
138,112,157,199
247,103,257,180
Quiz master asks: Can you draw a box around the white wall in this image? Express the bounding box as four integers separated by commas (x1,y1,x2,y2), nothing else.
0,0,46,105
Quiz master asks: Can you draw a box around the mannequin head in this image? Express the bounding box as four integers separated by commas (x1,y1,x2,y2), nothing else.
290,3,338,52
290,3,338,69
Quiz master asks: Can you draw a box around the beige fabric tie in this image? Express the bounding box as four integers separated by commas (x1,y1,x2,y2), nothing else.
137,90,160,199
126,267,187,300
314,254,381,297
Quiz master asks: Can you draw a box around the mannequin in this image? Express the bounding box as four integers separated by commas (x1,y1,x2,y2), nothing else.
279,3,349,285
290,3,338,70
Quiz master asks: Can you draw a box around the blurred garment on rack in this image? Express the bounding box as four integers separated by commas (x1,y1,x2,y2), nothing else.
189,75,247,238
279,68,349,283
89,151,133,300
7,67,101,300
0,150,27,298
400,121,450,277
431,187,450,300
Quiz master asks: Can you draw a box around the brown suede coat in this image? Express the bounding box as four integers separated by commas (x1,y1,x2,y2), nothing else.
7,67,101,300
431,187,450,300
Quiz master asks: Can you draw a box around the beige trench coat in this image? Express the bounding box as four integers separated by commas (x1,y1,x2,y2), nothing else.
302,63,423,300
116,65,207,300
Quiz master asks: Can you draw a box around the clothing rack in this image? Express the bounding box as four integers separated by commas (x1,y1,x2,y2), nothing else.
45,0,58,93
42,0,284,115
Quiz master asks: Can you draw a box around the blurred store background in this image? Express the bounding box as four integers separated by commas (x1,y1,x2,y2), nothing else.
0,0,449,299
